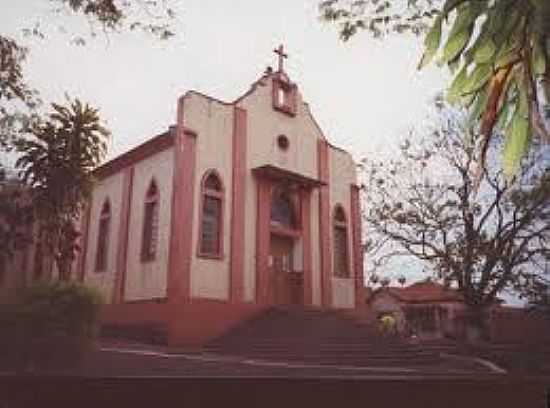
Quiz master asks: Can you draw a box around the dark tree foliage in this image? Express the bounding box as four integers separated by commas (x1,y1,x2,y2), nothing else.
1,0,177,148
0,37,40,152
0,181,34,268
1,0,177,278
50,0,178,42
361,109,550,316
15,99,109,280
320,0,550,179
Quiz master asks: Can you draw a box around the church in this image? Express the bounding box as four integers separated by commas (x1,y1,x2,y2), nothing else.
2,47,364,346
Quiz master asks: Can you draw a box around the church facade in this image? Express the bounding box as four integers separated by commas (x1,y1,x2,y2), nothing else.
1,48,364,345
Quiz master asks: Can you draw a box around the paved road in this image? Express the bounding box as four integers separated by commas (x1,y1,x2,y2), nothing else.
28,340,500,378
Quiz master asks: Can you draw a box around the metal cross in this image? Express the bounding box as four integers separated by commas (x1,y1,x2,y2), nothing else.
273,44,288,73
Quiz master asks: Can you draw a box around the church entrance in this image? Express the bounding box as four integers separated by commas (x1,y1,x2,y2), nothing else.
269,235,303,305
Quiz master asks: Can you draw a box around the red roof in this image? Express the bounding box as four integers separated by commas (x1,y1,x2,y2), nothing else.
374,281,464,303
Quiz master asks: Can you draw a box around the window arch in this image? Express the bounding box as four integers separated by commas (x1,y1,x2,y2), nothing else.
333,205,349,278
95,199,111,272
270,187,295,228
198,170,224,258
141,179,160,262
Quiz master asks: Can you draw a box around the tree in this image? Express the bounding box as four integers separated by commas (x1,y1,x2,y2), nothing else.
1,0,178,171
320,0,550,179
1,1,177,277
0,179,34,270
15,99,109,280
362,108,550,334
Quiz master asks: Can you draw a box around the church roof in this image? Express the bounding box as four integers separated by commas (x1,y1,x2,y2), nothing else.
371,281,464,304
93,131,172,179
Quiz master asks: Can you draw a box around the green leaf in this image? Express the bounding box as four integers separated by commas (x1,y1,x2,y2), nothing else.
439,3,481,65
473,38,497,64
418,15,443,70
449,3,475,34
448,58,461,74
503,108,531,178
447,65,468,103
518,83,529,118
440,25,474,65
470,85,489,121
496,102,512,130
464,63,492,93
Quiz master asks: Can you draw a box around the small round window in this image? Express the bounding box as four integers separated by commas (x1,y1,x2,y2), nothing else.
277,135,289,151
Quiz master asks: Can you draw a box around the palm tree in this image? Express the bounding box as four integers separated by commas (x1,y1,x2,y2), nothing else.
16,99,109,280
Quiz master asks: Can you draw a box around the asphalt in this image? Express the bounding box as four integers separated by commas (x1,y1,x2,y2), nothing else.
20,339,503,378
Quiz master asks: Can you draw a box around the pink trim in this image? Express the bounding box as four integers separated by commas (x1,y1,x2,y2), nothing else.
300,188,313,306
113,166,134,303
230,106,247,303
77,202,91,282
350,185,364,307
196,169,225,260
272,77,297,117
184,90,233,106
167,125,183,303
255,179,272,304
94,132,173,180
167,98,198,303
318,139,332,307
178,126,197,300
269,225,301,238
100,299,266,347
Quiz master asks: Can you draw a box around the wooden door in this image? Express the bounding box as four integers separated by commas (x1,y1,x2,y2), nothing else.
269,235,303,305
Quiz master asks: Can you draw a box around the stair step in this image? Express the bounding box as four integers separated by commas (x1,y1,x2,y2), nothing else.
198,306,496,373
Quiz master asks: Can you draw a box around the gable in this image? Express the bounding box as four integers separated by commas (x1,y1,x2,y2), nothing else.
236,73,328,180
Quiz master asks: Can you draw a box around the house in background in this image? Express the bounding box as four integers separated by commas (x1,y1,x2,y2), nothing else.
368,280,468,340
0,46,364,346
366,280,537,341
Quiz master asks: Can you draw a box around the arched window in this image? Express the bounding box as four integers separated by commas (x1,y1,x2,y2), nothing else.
95,199,111,272
199,171,224,258
270,187,295,228
333,205,349,278
141,180,160,262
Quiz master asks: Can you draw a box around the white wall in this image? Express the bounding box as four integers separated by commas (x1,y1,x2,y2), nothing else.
329,146,357,308
310,188,321,306
124,147,174,301
84,172,124,302
183,93,233,300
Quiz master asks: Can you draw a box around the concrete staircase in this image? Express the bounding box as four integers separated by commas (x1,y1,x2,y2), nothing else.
100,322,169,345
203,306,493,374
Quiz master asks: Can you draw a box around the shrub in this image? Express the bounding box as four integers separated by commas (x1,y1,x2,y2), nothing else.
0,281,103,372
18,281,103,339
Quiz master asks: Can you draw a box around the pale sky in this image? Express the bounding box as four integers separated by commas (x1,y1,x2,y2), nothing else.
3,1,529,304
2,0,448,161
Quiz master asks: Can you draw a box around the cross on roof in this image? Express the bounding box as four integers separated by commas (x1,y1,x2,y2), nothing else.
273,44,288,73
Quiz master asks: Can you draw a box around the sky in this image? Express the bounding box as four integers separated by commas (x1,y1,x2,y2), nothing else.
2,0,448,161
1,0,532,305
